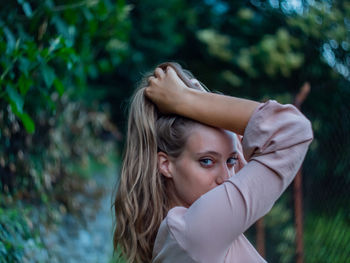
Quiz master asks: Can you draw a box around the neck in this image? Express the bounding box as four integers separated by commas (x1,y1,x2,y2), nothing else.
165,180,189,210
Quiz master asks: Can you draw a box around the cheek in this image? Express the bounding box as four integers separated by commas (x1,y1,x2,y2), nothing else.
176,161,212,185
173,161,217,203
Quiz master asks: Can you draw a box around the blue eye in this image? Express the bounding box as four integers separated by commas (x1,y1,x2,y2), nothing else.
227,157,238,166
199,158,214,167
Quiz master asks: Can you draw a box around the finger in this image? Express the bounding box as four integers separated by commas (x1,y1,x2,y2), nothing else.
166,66,176,76
148,76,156,84
144,86,151,98
190,78,201,87
166,66,188,87
154,67,165,79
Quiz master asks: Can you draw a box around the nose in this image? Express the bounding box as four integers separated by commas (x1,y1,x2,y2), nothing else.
215,163,232,185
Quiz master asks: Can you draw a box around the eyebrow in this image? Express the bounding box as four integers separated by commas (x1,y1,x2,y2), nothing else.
195,150,238,158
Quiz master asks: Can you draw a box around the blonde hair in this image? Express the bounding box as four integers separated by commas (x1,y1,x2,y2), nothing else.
113,62,206,262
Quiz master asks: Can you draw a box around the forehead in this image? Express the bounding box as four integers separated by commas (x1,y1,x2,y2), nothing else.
184,124,237,154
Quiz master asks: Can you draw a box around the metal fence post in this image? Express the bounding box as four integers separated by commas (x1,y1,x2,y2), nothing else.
293,82,310,263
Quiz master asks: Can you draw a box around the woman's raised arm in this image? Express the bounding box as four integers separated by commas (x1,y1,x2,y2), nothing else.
145,66,260,135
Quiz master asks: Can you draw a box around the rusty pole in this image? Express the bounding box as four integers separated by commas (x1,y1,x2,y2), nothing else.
256,217,265,258
293,82,310,263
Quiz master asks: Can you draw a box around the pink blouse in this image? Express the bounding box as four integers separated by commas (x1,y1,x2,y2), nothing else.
152,100,313,263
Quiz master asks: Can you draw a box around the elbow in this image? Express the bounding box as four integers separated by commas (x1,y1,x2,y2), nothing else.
296,111,314,144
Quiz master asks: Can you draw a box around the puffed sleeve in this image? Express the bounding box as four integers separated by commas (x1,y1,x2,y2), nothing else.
166,100,313,262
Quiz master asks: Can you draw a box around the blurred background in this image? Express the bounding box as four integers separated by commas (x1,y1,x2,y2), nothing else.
0,0,349,262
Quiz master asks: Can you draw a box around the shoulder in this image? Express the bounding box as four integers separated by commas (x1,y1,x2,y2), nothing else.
154,207,187,247
153,207,198,262
162,206,188,241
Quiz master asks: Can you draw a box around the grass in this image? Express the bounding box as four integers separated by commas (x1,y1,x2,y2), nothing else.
304,209,350,263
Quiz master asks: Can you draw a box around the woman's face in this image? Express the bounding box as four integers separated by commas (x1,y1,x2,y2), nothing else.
159,124,238,208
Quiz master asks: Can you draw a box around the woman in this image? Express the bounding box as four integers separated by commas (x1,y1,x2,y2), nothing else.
113,62,313,263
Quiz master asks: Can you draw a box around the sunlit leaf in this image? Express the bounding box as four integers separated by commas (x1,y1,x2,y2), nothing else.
22,2,33,18
49,37,62,53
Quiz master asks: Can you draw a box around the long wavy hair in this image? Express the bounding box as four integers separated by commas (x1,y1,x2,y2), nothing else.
113,62,207,262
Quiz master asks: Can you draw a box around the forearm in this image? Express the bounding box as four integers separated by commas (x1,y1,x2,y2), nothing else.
175,89,260,135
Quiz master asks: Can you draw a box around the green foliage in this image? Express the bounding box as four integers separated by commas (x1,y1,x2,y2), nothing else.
0,0,131,132
128,0,186,68
304,210,350,262
0,1,130,259
197,29,233,62
0,0,130,193
264,194,295,263
0,206,39,263
245,193,296,263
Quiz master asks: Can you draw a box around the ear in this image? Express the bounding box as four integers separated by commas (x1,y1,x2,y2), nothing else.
157,152,173,179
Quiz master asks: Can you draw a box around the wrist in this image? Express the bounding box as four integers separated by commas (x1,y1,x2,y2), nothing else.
173,88,201,116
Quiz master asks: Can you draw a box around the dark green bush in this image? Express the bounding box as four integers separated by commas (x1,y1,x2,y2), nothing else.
0,1,131,261
0,0,130,197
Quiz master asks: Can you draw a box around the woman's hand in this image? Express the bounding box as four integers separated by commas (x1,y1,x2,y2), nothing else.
145,67,190,114
145,64,259,134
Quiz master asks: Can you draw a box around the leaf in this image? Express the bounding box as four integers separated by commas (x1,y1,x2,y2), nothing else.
49,36,63,53
41,64,55,88
0,240,6,254
6,86,23,113
52,15,69,38
19,57,31,75
19,112,35,134
53,78,64,96
3,27,15,55
8,102,35,134
44,94,56,111
18,74,32,95
22,2,33,18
